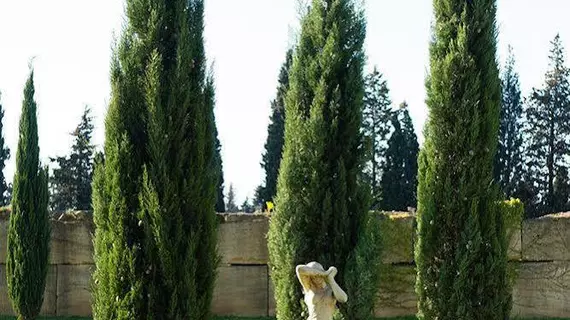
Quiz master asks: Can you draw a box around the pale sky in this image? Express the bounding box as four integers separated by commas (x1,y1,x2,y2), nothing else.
0,1,569,204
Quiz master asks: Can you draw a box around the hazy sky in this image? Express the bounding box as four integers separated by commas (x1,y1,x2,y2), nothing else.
0,1,569,204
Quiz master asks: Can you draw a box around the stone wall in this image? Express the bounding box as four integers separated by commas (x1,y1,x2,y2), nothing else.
1,212,570,318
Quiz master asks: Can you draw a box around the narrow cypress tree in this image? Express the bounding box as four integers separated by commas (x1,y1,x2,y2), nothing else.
257,49,293,208
268,1,375,319
380,102,419,211
524,34,570,216
494,46,524,200
92,1,218,319
225,183,238,213
415,0,511,319
0,94,10,206
362,67,392,209
7,70,50,320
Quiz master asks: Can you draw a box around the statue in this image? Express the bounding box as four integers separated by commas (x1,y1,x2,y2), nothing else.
296,262,348,320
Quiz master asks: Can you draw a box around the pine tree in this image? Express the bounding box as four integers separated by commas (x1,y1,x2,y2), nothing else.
524,34,570,216
415,0,512,319
380,102,419,211
92,1,218,319
7,69,50,320
226,184,238,213
257,49,293,208
495,46,524,199
240,197,254,213
268,1,378,319
0,94,10,206
50,107,94,211
362,67,392,209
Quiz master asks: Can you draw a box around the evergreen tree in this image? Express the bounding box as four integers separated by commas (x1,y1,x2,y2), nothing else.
380,102,419,211
240,197,254,213
494,46,524,199
208,74,225,213
92,1,218,319
7,70,50,320
226,184,238,213
257,49,293,208
0,94,10,206
268,1,378,319
524,34,570,216
362,67,392,209
50,107,94,211
415,0,512,319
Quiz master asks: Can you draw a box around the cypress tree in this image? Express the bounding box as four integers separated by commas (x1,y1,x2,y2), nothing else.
225,183,238,213
362,67,392,209
268,1,376,319
208,73,225,213
494,46,524,200
92,1,218,319
257,49,293,208
0,94,10,206
380,102,419,211
415,0,511,319
7,70,50,320
524,34,570,216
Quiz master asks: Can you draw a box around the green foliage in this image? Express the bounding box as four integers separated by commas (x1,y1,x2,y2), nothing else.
494,47,524,201
92,1,219,319
50,107,95,211
7,70,50,320
343,214,383,320
256,50,293,209
268,1,372,319
380,103,419,211
211,76,225,213
524,35,570,217
240,197,255,213
226,184,238,213
362,67,392,209
415,0,511,319
0,94,10,206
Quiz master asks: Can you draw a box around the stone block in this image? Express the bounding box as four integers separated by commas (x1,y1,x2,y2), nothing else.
0,264,57,316
377,212,414,264
50,220,94,265
375,264,417,317
218,214,269,265
57,264,92,316
522,215,570,261
212,265,269,317
512,261,570,318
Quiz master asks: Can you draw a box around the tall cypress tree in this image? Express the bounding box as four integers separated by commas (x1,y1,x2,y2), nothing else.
380,102,419,211
415,0,511,319
268,1,376,319
494,46,524,200
0,94,10,206
209,75,225,213
7,70,50,320
92,1,218,319
524,34,570,216
362,67,392,209
257,49,293,208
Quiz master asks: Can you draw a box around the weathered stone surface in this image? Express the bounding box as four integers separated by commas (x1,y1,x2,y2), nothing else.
0,219,6,263
218,214,269,265
522,214,570,261
268,276,276,316
50,220,94,265
57,264,92,316
377,212,414,264
508,226,522,261
0,264,57,316
375,264,417,317
512,261,570,318
212,265,269,316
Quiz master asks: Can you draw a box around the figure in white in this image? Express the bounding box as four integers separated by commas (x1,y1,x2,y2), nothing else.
296,262,348,320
